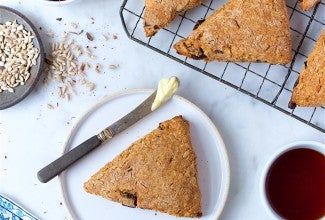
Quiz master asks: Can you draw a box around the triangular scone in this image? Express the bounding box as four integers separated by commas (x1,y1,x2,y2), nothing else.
84,116,202,218
173,0,292,64
299,0,320,11
289,30,325,107
144,0,203,37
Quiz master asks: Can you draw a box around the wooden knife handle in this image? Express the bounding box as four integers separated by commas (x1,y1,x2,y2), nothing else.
37,135,102,183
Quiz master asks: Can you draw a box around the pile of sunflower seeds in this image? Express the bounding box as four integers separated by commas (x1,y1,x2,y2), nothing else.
44,32,97,101
0,20,39,93
43,20,120,104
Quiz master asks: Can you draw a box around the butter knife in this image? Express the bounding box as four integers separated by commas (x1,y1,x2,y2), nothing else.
38,90,159,183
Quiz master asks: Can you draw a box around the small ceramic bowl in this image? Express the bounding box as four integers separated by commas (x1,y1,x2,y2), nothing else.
260,141,325,219
0,6,44,110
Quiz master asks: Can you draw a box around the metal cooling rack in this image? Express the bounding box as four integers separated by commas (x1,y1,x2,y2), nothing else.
119,0,325,133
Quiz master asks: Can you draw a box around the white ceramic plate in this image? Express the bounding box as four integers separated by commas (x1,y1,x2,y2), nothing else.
59,89,230,220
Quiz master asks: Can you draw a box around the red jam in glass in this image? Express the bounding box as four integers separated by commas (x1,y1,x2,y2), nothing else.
265,148,325,220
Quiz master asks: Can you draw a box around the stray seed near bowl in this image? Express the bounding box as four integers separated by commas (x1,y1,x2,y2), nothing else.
46,32,54,38
80,63,85,72
108,64,119,70
86,82,95,91
85,47,96,59
65,93,70,101
86,32,94,41
47,104,54,109
95,63,101,73
101,34,109,41
69,30,84,35
81,78,95,91
61,32,69,43
70,23,78,29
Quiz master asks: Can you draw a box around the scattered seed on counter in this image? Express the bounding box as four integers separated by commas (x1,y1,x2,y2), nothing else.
81,78,95,91
44,33,98,100
85,46,96,59
101,34,109,41
108,64,119,70
70,22,78,29
87,82,95,91
73,45,83,57
79,62,86,72
0,20,40,93
46,32,54,38
95,63,101,73
86,32,94,41
69,30,84,35
64,92,70,101
61,32,69,43
47,104,54,109
67,80,77,95
43,19,121,103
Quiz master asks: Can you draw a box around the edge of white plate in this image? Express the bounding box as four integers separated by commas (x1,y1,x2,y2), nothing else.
58,88,230,220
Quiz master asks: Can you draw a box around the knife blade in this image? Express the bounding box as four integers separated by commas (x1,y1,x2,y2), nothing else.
37,90,158,183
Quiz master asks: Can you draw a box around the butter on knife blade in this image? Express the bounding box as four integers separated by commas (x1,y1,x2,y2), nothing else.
37,77,179,183
151,76,180,111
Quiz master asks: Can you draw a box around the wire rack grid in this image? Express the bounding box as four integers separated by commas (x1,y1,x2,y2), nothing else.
119,0,325,133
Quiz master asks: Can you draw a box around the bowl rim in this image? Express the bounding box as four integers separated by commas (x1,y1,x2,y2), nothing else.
259,140,325,219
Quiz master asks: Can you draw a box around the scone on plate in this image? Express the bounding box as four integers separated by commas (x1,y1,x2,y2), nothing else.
173,0,292,64
84,116,202,218
144,0,203,37
299,0,320,11
289,30,325,108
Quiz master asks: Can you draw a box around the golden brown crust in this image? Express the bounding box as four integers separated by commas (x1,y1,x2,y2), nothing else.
299,0,320,11
290,30,325,107
84,116,202,218
173,0,292,64
144,0,203,37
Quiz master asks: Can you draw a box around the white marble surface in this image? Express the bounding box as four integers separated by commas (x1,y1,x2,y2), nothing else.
0,0,324,220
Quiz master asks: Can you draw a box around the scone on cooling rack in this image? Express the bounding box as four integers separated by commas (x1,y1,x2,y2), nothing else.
299,0,320,11
84,116,202,218
144,0,203,37
289,29,325,108
173,0,292,64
